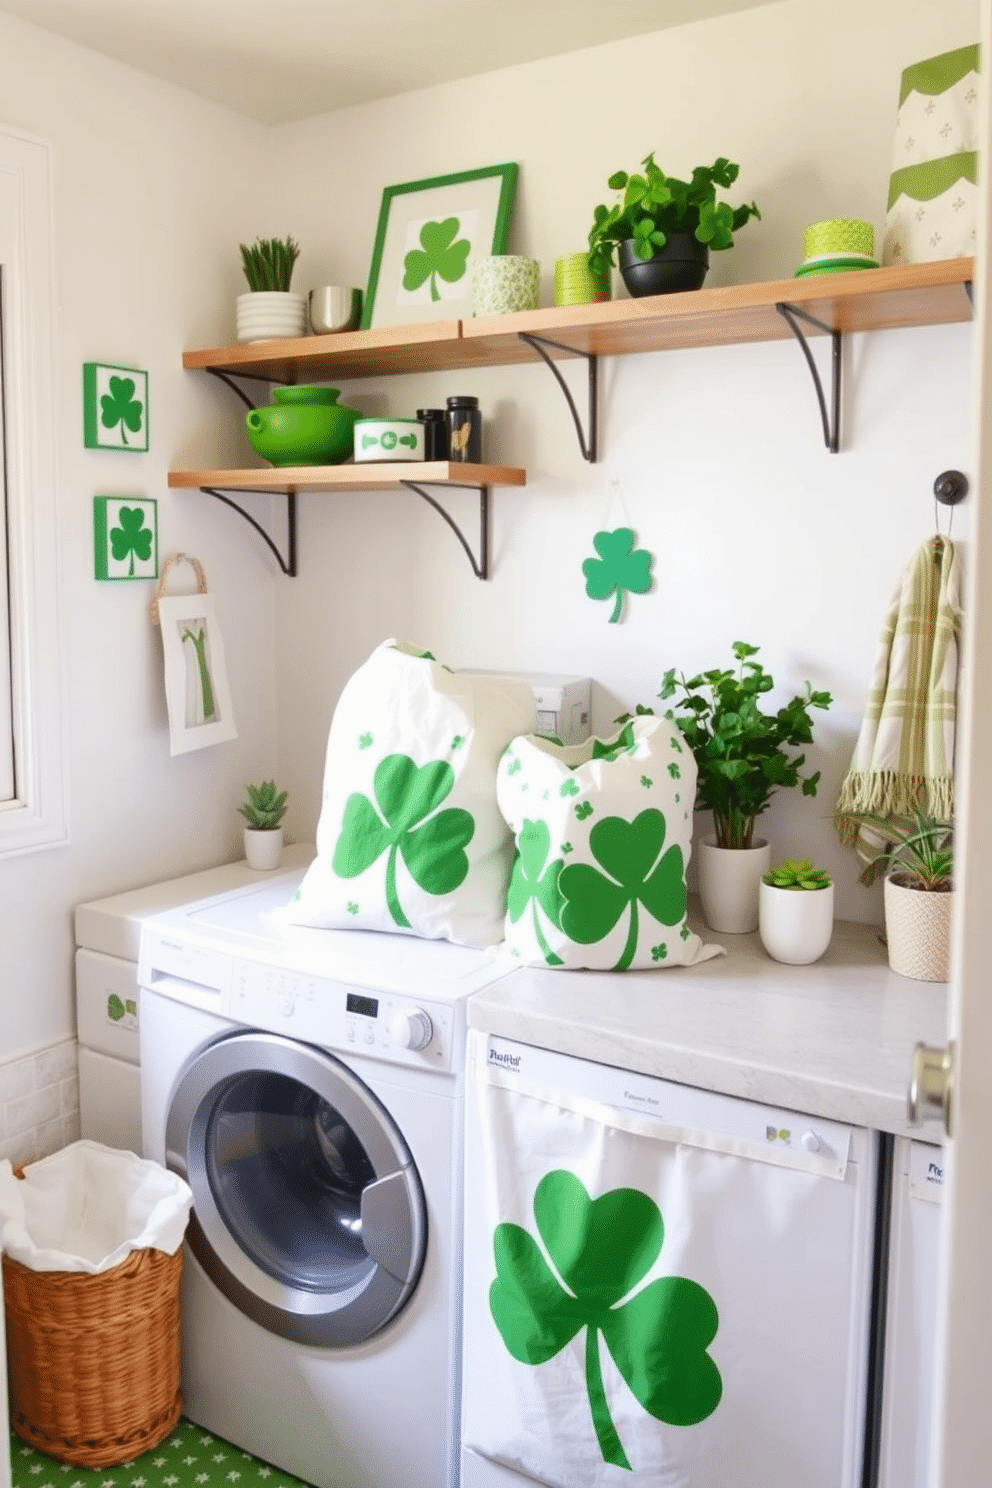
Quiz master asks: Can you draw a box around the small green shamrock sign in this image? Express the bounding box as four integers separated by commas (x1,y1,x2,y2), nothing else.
583,527,653,623
403,217,471,303
332,752,475,927
490,1170,722,1470
83,363,149,451
92,496,158,580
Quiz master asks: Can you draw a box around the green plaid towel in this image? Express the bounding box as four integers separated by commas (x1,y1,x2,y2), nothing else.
835,535,961,848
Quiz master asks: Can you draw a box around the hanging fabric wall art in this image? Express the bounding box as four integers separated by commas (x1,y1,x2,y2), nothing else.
150,555,237,756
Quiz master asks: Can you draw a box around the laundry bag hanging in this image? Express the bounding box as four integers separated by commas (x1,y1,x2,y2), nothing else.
462,1033,871,1488
496,715,721,969
285,639,535,947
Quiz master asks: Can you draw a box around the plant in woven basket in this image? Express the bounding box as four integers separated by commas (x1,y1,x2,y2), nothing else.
763,858,832,890
239,779,288,830
239,236,300,292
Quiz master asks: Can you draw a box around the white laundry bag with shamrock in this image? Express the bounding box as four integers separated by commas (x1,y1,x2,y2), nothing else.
285,639,535,947
496,715,722,970
462,1032,868,1488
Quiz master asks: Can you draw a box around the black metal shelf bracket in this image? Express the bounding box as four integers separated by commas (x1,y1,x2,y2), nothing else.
205,366,271,410
776,302,842,453
518,331,598,462
400,480,490,580
200,487,298,576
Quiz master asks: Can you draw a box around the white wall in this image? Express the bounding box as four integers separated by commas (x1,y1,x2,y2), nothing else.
269,0,979,922
0,14,284,1058
0,0,979,1065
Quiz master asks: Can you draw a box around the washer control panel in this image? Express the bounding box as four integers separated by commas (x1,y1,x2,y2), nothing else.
226,957,454,1070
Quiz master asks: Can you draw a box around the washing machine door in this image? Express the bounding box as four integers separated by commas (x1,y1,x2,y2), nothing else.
165,1030,427,1347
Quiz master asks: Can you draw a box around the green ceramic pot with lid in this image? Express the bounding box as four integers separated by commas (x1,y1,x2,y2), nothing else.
246,386,360,465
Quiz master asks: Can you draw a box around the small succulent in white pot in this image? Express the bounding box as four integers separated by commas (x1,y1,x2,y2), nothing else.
239,779,288,871
759,857,834,965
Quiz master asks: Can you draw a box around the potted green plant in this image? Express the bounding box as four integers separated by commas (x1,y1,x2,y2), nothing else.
239,779,289,871
236,235,305,343
759,858,835,965
836,804,953,981
587,154,761,297
624,641,832,932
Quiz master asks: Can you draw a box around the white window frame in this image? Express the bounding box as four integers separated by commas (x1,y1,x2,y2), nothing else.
0,126,67,854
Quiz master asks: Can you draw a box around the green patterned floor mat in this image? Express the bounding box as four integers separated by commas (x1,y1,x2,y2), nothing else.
9,1418,313,1488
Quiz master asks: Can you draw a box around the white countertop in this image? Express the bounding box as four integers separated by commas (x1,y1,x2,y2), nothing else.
470,912,949,1139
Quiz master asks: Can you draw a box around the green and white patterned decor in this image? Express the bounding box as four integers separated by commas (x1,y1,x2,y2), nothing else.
471,256,540,316
83,363,149,451
93,496,158,580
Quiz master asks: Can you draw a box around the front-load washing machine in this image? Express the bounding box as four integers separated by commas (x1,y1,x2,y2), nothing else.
137,866,515,1488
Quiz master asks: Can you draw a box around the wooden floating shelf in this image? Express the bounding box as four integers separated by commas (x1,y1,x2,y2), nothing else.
181,259,974,381
167,461,527,494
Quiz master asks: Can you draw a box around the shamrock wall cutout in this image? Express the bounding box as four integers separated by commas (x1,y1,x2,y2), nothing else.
403,217,471,303
582,527,653,623
83,363,149,451
490,1169,722,1470
332,752,475,927
92,496,158,580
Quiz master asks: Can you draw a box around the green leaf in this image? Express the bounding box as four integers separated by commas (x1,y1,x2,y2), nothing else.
602,1275,723,1426
490,1222,585,1364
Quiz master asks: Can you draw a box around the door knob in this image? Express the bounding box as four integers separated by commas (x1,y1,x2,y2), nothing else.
908,1040,955,1137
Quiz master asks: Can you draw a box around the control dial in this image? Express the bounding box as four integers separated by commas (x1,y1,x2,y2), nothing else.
390,1008,434,1051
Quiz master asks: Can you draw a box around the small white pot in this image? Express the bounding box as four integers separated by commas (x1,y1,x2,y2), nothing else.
243,826,284,871
235,291,306,343
697,838,771,933
759,881,835,965
883,876,954,982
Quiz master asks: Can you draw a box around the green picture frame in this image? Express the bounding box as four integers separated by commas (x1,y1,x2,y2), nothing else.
92,496,158,580
83,362,149,451
361,162,518,331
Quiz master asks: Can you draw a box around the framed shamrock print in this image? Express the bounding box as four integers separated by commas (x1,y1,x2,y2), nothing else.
83,362,149,451
93,496,158,580
361,162,517,331
156,591,237,756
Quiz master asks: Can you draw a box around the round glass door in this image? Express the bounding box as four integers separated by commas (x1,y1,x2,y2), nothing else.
166,1031,427,1346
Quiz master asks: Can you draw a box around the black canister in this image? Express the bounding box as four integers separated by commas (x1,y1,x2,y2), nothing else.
416,408,448,460
445,395,482,463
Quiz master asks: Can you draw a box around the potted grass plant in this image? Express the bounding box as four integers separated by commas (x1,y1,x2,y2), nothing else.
836,804,953,981
758,858,835,965
236,235,304,342
587,154,760,296
239,779,289,870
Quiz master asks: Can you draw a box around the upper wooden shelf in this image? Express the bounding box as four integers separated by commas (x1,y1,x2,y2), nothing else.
182,258,974,382
167,461,526,493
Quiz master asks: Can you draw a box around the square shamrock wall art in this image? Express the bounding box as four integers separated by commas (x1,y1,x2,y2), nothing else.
361,162,517,331
93,496,158,580
83,362,149,451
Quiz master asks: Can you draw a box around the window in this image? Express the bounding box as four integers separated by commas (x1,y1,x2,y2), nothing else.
0,127,66,853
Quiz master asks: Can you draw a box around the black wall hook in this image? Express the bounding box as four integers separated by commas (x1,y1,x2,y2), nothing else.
934,470,968,506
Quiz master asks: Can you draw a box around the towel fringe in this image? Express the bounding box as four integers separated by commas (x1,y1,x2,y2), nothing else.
833,771,955,846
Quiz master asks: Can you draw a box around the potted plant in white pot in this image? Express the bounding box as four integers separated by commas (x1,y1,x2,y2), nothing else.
625,642,832,933
759,858,835,965
236,235,304,343
586,154,761,296
836,804,953,981
239,779,288,870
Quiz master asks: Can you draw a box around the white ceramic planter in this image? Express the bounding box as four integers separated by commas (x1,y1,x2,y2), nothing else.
697,838,771,933
758,881,835,965
883,876,954,981
235,291,306,343
243,826,284,871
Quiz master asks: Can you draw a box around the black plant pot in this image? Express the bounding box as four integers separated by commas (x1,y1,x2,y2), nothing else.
618,234,710,296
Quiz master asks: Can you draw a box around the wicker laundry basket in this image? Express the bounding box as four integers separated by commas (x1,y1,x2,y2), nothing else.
2,1168,184,1467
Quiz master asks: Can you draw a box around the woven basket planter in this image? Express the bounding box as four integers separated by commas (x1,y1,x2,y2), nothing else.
3,1240,183,1466
883,876,954,982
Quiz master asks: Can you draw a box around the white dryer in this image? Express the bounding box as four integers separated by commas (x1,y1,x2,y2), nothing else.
138,867,514,1488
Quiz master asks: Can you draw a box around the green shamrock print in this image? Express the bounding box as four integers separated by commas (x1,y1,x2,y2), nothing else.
403,217,471,302
358,732,373,749
506,758,522,776
347,901,359,916
651,943,668,961
670,736,683,753
506,820,565,966
558,809,686,971
667,761,682,779
109,506,153,576
332,753,474,927
575,801,594,821
561,841,573,854
592,723,638,762
559,779,579,798
180,622,215,719
451,734,465,750
490,1170,722,1470
640,775,653,789
100,375,144,446
582,528,653,623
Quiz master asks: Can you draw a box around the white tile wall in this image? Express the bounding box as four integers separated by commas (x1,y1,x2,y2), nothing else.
0,1038,79,1167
